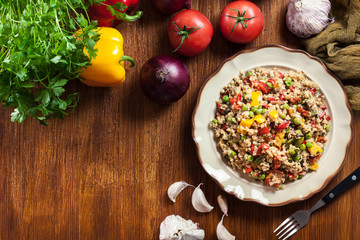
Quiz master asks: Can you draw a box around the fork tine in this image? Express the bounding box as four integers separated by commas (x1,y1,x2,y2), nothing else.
275,218,295,236
278,222,297,239
274,217,291,233
282,226,300,240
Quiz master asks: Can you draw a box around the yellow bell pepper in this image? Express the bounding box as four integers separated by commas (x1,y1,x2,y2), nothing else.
237,119,254,133
310,162,319,170
270,108,279,119
79,27,134,87
274,132,285,147
250,91,261,107
307,142,322,156
254,114,266,123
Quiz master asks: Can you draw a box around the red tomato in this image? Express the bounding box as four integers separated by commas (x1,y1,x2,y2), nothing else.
220,1,264,44
168,10,213,56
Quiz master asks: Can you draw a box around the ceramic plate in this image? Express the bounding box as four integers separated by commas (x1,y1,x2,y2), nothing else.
192,45,353,206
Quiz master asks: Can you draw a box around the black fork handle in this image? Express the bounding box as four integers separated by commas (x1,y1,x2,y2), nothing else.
322,167,360,204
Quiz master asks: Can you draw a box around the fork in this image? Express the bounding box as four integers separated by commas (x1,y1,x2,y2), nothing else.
274,167,360,240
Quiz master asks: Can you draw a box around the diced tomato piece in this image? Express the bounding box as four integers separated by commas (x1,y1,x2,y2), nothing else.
250,144,254,155
273,157,280,170
237,93,242,102
257,143,269,155
317,136,327,143
320,112,326,119
287,172,296,180
230,97,237,105
269,97,276,102
289,97,301,103
321,105,327,110
297,107,310,118
279,94,285,100
257,127,270,136
275,120,290,132
255,80,271,94
326,116,331,121
289,86,295,92
309,88,316,94
234,104,241,110
263,104,269,109
222,125,227,131
243,76,251,85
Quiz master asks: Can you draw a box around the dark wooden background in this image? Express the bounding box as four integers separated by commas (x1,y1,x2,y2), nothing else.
1,0,359,239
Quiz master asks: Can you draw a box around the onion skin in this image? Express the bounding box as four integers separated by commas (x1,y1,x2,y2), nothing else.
140,55,190,104
151,0,191,14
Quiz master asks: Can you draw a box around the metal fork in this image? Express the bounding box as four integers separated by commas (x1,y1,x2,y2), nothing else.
274,167,360,240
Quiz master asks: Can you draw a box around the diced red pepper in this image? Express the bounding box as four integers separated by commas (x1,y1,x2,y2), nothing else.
326,116,331,121
321,105,327,110
263,104,269,109
269,97,276,102
244,167,253,173
254,80,271,94
257,127,270,136
250,144,254,155
309,154,322,164
279,94,285,100
289,86,295,92
257,143,269,155
217,103,225,114
237,93,242,102
222,125,227,131
268,78,276,85
278,72,284,79
234,104,241,110
309,88,316,95
230,97,237,105
320,112,326,120
287,172,296,180
317,136,327,143
243,76,251,85
275,120,290,132
311,120,316,128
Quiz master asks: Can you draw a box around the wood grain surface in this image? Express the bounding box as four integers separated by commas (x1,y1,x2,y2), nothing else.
1,0,359,239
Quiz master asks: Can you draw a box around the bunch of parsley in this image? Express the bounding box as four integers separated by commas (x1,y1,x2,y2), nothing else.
0,0,105,125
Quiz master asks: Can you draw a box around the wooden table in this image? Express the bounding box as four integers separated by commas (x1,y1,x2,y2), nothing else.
1,0,359,239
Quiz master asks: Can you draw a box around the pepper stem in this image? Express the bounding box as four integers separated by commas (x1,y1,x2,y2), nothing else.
172,21,203,52
224,9,255,36
120,55,135,68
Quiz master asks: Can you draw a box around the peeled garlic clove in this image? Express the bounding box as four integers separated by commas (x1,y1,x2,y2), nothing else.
216,214,235,240
159,215,205,240
167,181,193,203
191,183,214,213
217,195,228,216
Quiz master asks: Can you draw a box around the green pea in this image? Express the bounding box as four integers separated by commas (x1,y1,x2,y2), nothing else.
294,117,301,125
255,109,262,115
246,71,254,76
294,155,301,161
247,155,253,162
299,144,306,150
259,173,266,180
280,113,286,119
305,132,312,139
241,135,246,141
267,82,273,88
282,138,287,144
242,104,249,111
285,77,293,86
230,150,236,157
289,149,296,155
306,142,313,148
325,125,331,131
251,106,258,112
249,111,254,118
229,117,236,123
212,119,218,124
282,104,289,110
222,95,229,102
262,109,267,114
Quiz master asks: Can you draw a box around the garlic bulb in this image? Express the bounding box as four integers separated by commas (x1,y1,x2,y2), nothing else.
286,0,331,38
159,215,205,240
167,181,193,203
191,184,214,213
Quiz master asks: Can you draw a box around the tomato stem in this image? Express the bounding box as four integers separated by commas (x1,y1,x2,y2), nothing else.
172,21,203,52
224,9,255,36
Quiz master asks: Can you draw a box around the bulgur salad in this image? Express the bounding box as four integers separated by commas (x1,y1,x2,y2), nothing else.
211,68,331,189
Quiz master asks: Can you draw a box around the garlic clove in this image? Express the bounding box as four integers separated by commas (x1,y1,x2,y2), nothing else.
191,183,214,213
216,214,235,240
167,181,193,203
159,215,205,240
217,195,228,216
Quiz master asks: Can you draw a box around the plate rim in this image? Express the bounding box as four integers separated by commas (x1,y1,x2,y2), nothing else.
191,44,354,206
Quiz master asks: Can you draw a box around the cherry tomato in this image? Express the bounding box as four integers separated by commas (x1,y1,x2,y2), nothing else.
220,1,264,44
168,9,213,56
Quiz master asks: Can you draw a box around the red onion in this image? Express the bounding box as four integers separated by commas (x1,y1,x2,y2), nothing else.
151,0,191,14
140,55,190,104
